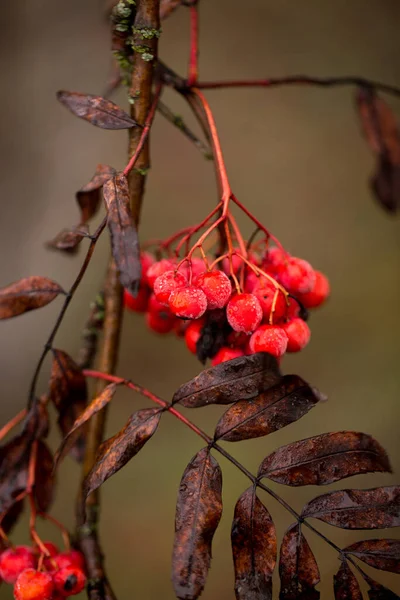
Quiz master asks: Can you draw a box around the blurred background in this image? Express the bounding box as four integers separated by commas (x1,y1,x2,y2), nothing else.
0,0,399,598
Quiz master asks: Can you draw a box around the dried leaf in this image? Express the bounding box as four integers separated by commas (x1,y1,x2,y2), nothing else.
0,501,24,553
46,224,89,253
34,441,55,513
55,383,118,467
103,173,141,293
49,350,88,461
82,408,161,507
279,523,320,600
173,353,281,408
57,91,138,130
231,486,276,600
172,447,223,600
258,431,391,486
76,164,116,223
333,560,362,600
0,435,31,514
0,276,64,319
370,156,400,214
215,375,319,442
367,578,400,600
344,539,400,574
302,486,400,529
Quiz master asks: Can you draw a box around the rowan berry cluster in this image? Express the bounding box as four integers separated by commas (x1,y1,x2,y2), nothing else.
124,241,329,365
0,543,86,600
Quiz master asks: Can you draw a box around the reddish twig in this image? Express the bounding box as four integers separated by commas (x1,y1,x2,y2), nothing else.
187,4,199,86
0,409,27,442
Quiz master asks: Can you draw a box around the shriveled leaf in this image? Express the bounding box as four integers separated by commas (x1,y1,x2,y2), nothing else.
279,523,320,600
0,435,31,514
76,164,116,223
33,441,55,513
173,353,281,408
57,91,138,130
49,350,88,461
46,224,89,254
302,486,400,529
23,400,49,441
0,500,24,553
0,276,64,319
82,408,161,507
103,173,141,293
344,539,400,574
370,156,400,214
215,375,319,442
172,447,223,600
258,431,391,486
334,560,362,600
55,383,118,467
367,578,400,600
231,486,276,600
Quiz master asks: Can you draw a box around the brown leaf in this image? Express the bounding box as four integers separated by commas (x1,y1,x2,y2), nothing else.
46,224,89,253
49,350,88,461
172,447,223,600
214,375,319,442
344,539,400,574
173,353,281,409
76,164,116,223
103,173,141,293
57,91,138,130
82,408,161,508
231,486,276,600
370,156,400,214
0,276,64,319
367,577,400,600
356,87,400,162
55,383,118,467
258,431,391,486
302,486,400,529
33,441,55,513
279,523,320,600
333,560,362,600
0,501,24,552
0,435,31,514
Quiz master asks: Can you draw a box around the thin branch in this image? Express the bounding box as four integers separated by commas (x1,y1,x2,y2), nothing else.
196,75,400,97
157,100,212,159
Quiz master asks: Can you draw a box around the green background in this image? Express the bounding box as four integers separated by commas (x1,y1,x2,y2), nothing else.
0,1,399,598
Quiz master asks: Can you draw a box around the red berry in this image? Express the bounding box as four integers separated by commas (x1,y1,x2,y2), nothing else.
168,286,207,319
34,543,59,558
277,257,315,294
222,253,242,275
123,287,150,313
13,569,53,600
44,550,85,574
286,297,301,320
145,309,176,334
249,325,288,357
226,293,263,333
153,270,187,305
282,318,311,352
253,280,287,323
65,550,86,572
180,258,206,281
140,252,154,286
53,565,86,597
226,330,250,348
146,259,175,289
262,247,287,272
0,546,36,584
297,270,330,308
244,270,259,293
194,270,232,309
184,319,204,354
211,347,244,366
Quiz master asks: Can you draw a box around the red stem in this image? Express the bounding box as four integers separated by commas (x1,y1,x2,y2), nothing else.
123,83,163,177
187,5,199,86
0,408,27,442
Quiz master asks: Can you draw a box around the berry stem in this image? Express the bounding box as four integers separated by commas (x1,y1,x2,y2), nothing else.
38,513,71,552
175,202,223,256
0,408,27,442
187,3,199,86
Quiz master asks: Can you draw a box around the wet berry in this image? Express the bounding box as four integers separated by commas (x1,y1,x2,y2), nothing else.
146,259,175,289
226,293,263,333
194,270,232,309
153,270,187,305
180,258,206,281
0,546,36,584
249,324,288,357
184,319,205,354
168,286,208,319
13,569,53,600
222,253,242,275
146,309,176,334
282,318,311,352
123,287,150,313
53,565,86,597
253,280,287,323
211,347,244,365
277,256,315,294
140,252,155,286
297,270,330,308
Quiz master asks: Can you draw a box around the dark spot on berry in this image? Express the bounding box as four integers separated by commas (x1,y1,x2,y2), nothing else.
64,574,78,591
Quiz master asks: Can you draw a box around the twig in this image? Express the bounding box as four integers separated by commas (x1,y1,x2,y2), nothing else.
156,100,212,159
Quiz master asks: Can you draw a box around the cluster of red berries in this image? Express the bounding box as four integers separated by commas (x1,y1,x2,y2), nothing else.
124,246,329,364
0,543,86,600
